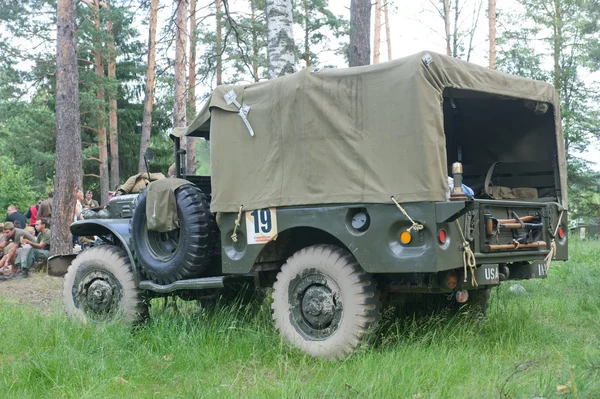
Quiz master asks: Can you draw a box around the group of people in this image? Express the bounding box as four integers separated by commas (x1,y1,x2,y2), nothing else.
0,193,53,280
0,189,100,280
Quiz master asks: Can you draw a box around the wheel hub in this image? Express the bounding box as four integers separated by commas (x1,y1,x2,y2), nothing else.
302,285,336,328
76,270,122,319
289,269,343,341
86,280,115,313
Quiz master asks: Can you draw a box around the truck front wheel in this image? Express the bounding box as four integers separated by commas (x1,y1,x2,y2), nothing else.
271,245,381,359
63,246,147,325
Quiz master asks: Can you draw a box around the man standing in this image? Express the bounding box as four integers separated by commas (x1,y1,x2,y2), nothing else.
25,199,40,231
38,191,53,226
82,190,100,209
6,205,27,229
15,218,52,279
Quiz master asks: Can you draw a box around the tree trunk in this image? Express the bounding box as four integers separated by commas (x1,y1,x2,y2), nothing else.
384,1,392,61
373,0,381,64
251,0,260,81
138,0,158,173
444,0,451,56
349,0,371,67
93,0,109,205
488,0,496,69
187,0,197,174
54,0,82,255
174,0,188,162
216,0,223,85
303,0,310,66
553,0,562,92
453,0,460,57
266,0,296,78
106,0,119,191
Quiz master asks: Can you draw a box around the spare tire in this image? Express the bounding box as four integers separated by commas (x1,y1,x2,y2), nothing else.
129,184,213,284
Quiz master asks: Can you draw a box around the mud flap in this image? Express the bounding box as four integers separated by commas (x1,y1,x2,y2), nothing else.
460,264,500,289
508,260,548,280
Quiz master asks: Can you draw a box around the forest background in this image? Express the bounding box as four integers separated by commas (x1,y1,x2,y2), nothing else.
0,0,599,226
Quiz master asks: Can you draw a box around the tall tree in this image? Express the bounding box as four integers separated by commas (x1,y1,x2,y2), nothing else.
294,0,348,67
87,0,109,205
349,0,371,66
187,0,197,174
138,0,159,173
430,0,483,60
266,0,296,78
488,0,496,69
373,0,382,64
384,1,392,61
54,0,82,255
216,0,223,84
174,0,188,160
106,0,119,190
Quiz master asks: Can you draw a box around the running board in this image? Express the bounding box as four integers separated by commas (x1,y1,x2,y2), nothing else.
139,277,225,293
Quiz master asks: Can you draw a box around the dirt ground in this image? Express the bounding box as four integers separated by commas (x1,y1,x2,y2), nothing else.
0,272,64,314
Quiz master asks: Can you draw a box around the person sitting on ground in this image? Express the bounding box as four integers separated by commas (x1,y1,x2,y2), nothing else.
38,191,53,226
0,222,35,279
15,218,52,278
82,190,99,209
6,205,27,230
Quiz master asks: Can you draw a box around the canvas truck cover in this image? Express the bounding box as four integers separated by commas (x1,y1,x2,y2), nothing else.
175,51,567,213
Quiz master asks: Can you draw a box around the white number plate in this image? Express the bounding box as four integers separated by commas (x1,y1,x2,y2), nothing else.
245,208,278,244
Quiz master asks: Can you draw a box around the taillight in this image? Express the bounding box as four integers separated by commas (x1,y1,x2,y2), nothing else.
438,229,447,244
446,270,457,289
558,227,565,239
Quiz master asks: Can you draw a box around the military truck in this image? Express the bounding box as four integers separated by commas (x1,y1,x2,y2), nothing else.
63,51,568,359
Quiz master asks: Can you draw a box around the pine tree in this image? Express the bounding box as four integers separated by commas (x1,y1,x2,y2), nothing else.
54,0,83,255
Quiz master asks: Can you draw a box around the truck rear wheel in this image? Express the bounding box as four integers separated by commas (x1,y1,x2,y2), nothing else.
130,185,213,285
63,246,147,325
271,245,381,359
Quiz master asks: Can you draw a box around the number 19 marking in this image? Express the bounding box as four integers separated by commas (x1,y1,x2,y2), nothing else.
245,208,278,244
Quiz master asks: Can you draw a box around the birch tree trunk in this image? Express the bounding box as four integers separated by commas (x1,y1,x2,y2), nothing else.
54,0,82,255
266,0,296,78
106,0,119,191
553,0,562,92
303,0,310,66
349,0,371,67
93,0,109,205
216,0,223,84
373,0,381,64
138,0,158,173
384,1,392,61
174,0,188,163
251,0,260,81
444,0,451,56
488,0,496,68
187,0,197,174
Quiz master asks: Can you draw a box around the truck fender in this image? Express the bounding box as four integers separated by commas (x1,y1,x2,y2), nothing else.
70,219,140,282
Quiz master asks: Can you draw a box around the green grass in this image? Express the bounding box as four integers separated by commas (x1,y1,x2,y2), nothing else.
1,240,599,398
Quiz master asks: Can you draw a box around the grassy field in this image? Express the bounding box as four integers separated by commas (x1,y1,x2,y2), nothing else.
1,240,599,398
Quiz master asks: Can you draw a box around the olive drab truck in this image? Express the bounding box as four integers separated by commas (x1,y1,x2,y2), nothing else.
62,51,568,359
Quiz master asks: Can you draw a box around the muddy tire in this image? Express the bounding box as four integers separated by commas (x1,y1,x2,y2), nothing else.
63,246,147,325
272,245,381,359
129,185,213,284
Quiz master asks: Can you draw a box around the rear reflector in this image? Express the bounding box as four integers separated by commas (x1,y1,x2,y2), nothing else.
400,231,412,245
558,227,565,239
438,229,447,244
